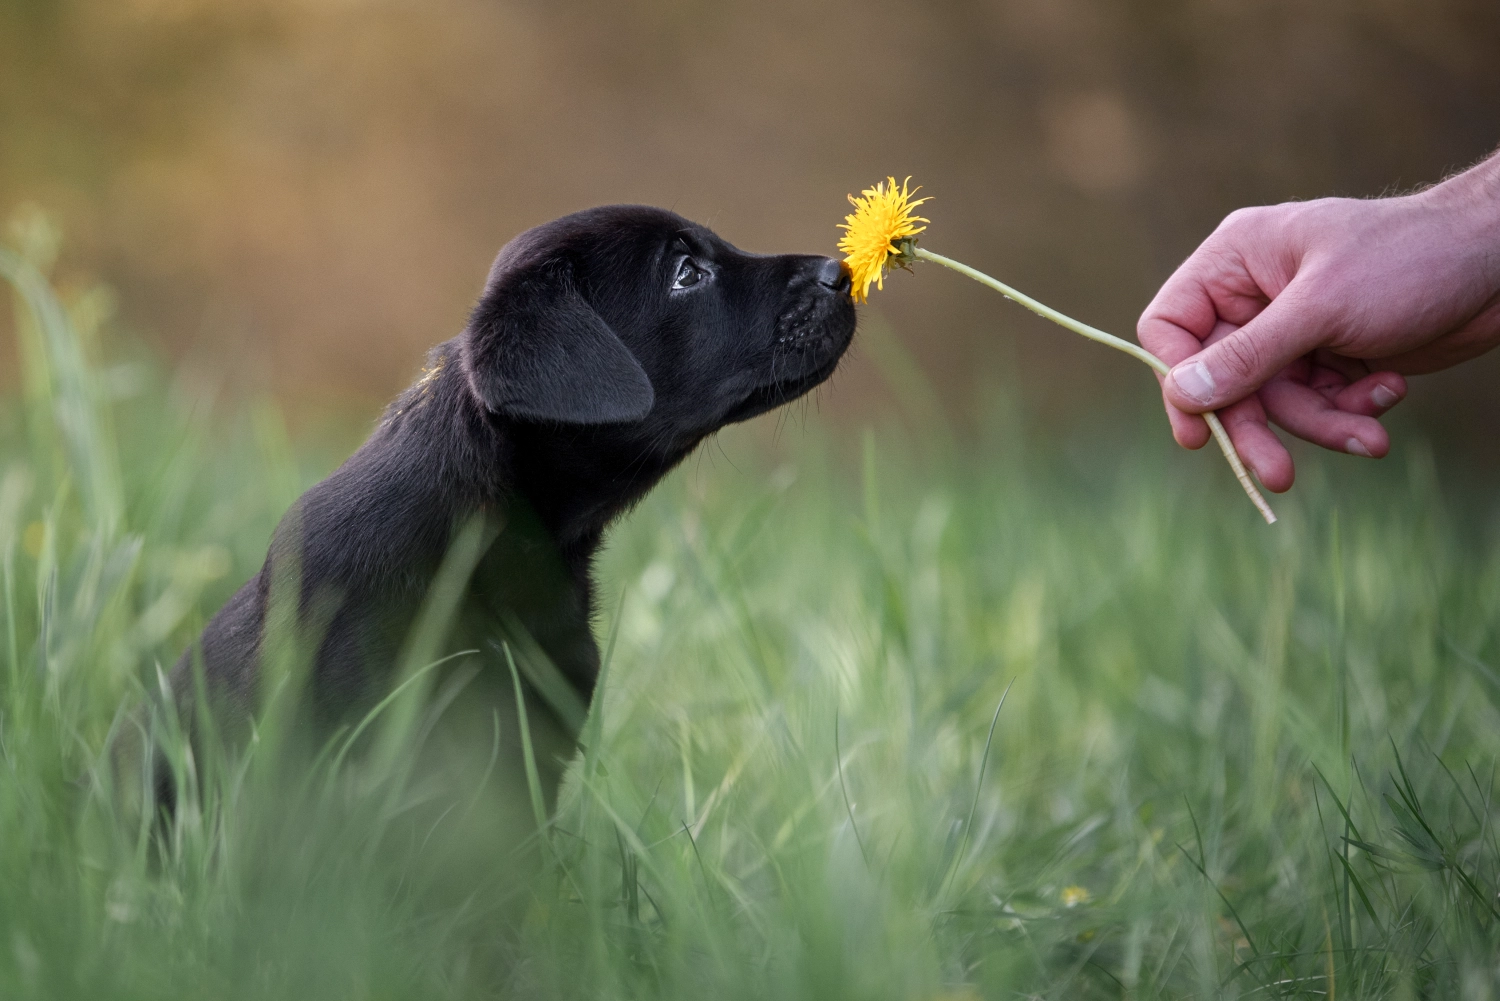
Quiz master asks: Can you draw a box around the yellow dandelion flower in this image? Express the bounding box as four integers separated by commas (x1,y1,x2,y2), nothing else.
836,176,930,304
1061,885,1091,908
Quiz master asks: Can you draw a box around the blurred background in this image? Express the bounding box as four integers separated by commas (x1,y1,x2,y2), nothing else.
3,0,1499,474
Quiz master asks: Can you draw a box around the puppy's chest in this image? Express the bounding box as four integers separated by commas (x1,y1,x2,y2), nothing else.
457,527,592,646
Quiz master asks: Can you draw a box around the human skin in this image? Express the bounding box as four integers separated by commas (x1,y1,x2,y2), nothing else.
1137,150,1500,493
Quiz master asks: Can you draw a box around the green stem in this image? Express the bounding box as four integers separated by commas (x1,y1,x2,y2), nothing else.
914,247,1276,525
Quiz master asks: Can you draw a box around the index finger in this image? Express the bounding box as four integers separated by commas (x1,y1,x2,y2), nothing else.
1139,324,1213,449
1138,254,1245,449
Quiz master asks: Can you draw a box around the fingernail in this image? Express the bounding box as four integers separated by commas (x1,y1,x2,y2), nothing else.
1371,385,1399,408
1170,360,1216,406
1346,438,1372,457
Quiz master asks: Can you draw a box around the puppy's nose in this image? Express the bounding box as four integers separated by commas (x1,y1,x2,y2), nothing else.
815,257,852,295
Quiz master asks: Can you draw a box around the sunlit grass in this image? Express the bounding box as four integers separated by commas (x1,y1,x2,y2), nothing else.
3,234,1499,999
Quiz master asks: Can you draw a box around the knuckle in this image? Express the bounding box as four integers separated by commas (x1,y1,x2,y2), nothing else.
1219,205,1268,236
1225,404,1262,432
1220,207,1253,231
1214,335,1264,383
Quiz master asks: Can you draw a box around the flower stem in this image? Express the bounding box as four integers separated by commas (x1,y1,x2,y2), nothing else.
913,247,1276,525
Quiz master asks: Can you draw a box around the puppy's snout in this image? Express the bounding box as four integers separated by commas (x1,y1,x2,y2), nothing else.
813,257,852,295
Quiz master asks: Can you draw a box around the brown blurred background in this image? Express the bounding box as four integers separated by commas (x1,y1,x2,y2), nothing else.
3,0,1498,468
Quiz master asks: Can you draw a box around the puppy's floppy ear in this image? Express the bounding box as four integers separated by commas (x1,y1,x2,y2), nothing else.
461,259,654,424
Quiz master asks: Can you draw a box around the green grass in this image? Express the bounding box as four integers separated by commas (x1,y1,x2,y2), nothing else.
3,230,1500,999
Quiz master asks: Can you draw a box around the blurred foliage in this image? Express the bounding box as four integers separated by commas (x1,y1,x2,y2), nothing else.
5,167,1500,1000
2,0,1499,471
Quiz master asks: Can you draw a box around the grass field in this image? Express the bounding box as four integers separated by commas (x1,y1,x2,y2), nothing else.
3,236,1500,1000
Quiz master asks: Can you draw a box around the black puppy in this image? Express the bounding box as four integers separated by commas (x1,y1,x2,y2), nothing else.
167,205,855,798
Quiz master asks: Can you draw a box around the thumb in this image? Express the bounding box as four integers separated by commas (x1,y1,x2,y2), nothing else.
1162,288,1326,413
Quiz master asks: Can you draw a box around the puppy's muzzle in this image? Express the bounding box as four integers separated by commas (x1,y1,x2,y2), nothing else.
775,257,854,346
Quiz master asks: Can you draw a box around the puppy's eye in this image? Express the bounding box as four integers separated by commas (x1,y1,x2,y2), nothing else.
672,258,705,290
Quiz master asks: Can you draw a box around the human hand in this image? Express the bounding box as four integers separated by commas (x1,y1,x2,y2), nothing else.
1137,154,1500,492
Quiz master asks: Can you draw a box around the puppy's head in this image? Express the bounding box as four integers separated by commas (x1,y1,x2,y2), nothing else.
461,206,855,447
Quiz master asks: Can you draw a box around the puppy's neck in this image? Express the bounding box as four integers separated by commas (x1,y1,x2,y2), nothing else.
503,420,700,552
383,339,697,555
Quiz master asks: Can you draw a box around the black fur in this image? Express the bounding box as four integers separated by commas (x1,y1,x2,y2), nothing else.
167,205,855,793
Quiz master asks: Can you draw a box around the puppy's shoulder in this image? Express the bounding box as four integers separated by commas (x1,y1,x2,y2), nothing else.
381,340,465,429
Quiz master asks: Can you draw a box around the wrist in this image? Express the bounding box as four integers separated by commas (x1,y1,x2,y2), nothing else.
1417,150,1500,221
1413,149,1500,288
